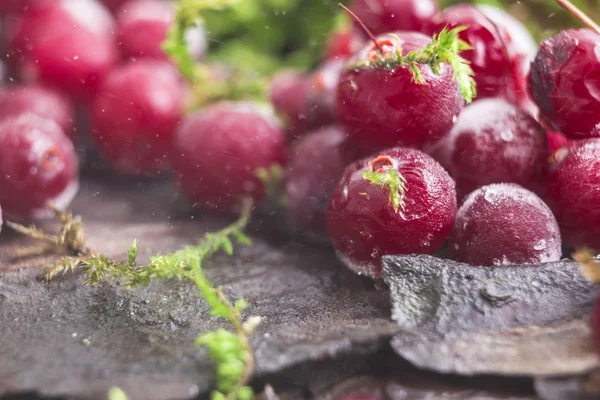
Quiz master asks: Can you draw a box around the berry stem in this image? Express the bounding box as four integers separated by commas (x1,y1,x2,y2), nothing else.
338,3,383,54
555,0,600,34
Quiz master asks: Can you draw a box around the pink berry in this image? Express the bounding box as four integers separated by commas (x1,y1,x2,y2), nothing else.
6,0,117,102
324,29,364,61
337,31,464,152
530,29,600,139
451,183,562,266
327,147,457,278
284,125,350,244
170,102,286,212
350,0,438,35
427,98,548,199
305,59,344,131
0,114,78,221
433,5,514,100
0,84,75,141
546,139,600,250
270,70,311,135
116,0,206,61
90,59,183,176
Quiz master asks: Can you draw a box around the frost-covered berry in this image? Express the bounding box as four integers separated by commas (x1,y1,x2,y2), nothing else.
451,183,562,266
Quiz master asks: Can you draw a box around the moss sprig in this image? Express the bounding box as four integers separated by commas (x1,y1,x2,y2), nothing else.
351,27,477,103
362,169,407,213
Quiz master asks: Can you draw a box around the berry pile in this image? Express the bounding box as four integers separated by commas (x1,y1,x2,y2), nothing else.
1,0,600,328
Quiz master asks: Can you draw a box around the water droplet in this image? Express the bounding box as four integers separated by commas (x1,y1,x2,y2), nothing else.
533,239,547,250
500,130,514,142
371,247,380,258
452,115,458,123
360,231,372,239
531,280,541,288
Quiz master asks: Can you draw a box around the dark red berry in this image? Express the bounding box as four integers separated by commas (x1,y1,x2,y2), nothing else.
350,0,438,35
284,125,350,244
433,5,513,100
0,0,36,14
546,139,600,250
270,69,311,135
327,147,457,278
0,84,75,141
0,114,78,221
451,183,561,266
0,204,2,234
324,29,364,61
305,59,344,131
116,0,205,61
530,29,600,139
337,31,464,152
170,102,286,212
90,59,183,176
427,98,548,199
6,0,117,102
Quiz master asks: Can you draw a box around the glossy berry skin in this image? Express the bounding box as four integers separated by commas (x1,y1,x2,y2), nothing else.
434,5,513,100
337,32,463,152
101,0,128,11
324,29,364,61
6,0,117,102
0,114,78,221
90,59,183,176
284,125,350,244
451,183,561,266
350,0,438,35
530,29,600,139
270,70,311,135
547,131,571,155
427,98,548,199
116,0,206,61
306,59,344,131
327,147,457,278
546,139,600,250
0,84,75,141
171,102,286,212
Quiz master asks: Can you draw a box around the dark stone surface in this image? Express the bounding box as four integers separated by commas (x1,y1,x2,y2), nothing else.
382,254,600,378
0,178,398,400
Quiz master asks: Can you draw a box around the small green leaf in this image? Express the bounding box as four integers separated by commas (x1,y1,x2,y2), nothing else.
362,169,407,213
221,237,233,255
127,240,138,267
234,298,249,311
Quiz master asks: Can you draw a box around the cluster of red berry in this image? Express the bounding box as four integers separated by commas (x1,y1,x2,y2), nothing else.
0,0,597,284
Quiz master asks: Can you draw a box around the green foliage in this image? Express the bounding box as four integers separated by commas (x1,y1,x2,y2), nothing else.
127,240,138,267
352,27,476,103
362,169,408,213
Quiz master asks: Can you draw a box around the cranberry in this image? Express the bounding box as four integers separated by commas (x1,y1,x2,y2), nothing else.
427,98,548,199
284,125,350,244
337,31,464,152
90,59,183,176
0,84,75,141
546,139,600,250
530,29,600,139
433,5,514,100
350,0,438,35
0,114,78,221
6,0,117,102
305,59,344,131
270,70,311,135
324,29,364,61
170,102,286,212
451,183,561,266
327,147,457,278
116,0,206,61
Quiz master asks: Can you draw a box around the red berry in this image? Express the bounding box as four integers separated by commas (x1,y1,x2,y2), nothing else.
530,29,600,139
170,102,286,212
0,114,78,221
6,0,117,102
327,147,457,278
350,0,438,35
90,59,183,176
284,125,350,244
324,29,364,61
546,131,571,155
337,31,464,152
116,0,206,61
451,183,561,266
270,70,311,135
0,84,75,141
433,5,514,100
305,59,344,131
546,139,600,250
0,0,36,14
427,98,548,199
